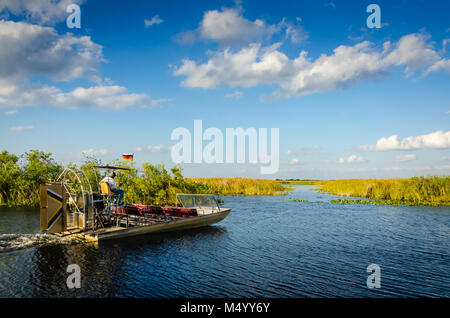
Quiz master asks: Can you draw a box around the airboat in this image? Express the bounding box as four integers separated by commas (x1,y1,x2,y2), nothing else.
39,166,231,242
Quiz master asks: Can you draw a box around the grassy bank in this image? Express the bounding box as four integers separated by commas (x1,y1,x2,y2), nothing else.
188,178,290,196
2,149,448,208
315,177,450,206
277,180,319,185
0,150,289,207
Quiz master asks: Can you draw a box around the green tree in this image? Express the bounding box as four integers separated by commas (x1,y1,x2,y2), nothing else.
0,151,22,206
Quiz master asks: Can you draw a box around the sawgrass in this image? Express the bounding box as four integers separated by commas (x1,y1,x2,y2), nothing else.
315,177,450,206
277,180,319,185
188,177,290,196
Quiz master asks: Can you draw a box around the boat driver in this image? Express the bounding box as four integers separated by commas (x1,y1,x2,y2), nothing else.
101,171,124,205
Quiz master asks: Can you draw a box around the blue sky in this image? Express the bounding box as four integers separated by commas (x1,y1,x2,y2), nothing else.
0,0,449,179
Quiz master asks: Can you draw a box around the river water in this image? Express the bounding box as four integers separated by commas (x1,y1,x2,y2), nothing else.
0,185,449,297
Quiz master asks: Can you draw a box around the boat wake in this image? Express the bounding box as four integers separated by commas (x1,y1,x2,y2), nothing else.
0,234,84,253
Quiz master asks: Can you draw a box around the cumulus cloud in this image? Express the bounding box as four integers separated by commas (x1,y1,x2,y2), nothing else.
144,15,164,28
0,82,169,110
224,91,244,99
173,33,450,100
80,148,108,158
0,0,85,25
0,20,170,110
394,154,417,162
199,8,275,45
0,20,103,82
338,155,366,164
10,125,32,131
135,145,168,153
358,144,375,151
173,42,291,89
176,7,307,47
289,158,300,165
424,59,450,75
4,109,17,115
324,2,336,9
375,131,450,151
383,33,442,74
301,146,322,154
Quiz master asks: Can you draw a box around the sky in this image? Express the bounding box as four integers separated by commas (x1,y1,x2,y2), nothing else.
0,0,449,179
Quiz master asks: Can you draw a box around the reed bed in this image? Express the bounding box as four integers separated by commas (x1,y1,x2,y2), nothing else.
188,178,290,196
315,177,450,206
277,180,319,185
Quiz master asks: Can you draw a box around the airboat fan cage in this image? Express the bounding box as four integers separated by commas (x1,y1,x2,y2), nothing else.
55,167,95,231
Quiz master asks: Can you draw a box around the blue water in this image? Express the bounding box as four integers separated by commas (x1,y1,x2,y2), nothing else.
0,185,449,297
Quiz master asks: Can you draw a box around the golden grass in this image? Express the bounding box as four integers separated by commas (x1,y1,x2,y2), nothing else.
315,176,450,206
277,180,319,185
188,177,289,196
187,176,450,206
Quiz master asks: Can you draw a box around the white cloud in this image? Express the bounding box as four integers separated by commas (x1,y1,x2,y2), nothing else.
338,155,366,164
289,158,300,165
324,2,336,9
286,149,295,155
0,0,85,25
176,7,307,47
301,146,322,154
10,125,32,131
394,154,417,162
424,59,450,75
173,42,291,89
0,20,103,82
224,91,244,99
135,145,167,153
199,8,277,46
173,33,449,100
80,148,108,158
383,33,441,74
0,82,169,110
442,39,450,53
358,144,375,151
4,109,17,115
0,20,170,110
276,17,308,45
144,15,164,28
375,131,450,151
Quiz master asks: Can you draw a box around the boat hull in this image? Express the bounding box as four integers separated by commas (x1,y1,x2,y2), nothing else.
75,208,231,242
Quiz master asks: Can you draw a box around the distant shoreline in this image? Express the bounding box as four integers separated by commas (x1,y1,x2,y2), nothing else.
278,177,449,207
1,149,448,208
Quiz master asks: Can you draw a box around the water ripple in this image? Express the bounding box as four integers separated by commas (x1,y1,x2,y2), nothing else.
0,185,449,297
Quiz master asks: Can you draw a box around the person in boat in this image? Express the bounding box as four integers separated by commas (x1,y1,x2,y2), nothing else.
101,171,124,205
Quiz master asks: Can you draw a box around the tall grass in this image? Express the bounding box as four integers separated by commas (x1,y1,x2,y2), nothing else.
316,177,450,206
2,149,448,207
277,180,319,185
188,178,289,196
0,149,290,207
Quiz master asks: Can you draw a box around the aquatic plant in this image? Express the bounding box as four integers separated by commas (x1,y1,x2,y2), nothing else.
1,149,448,208
317,177,449,206
188,177,289,196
